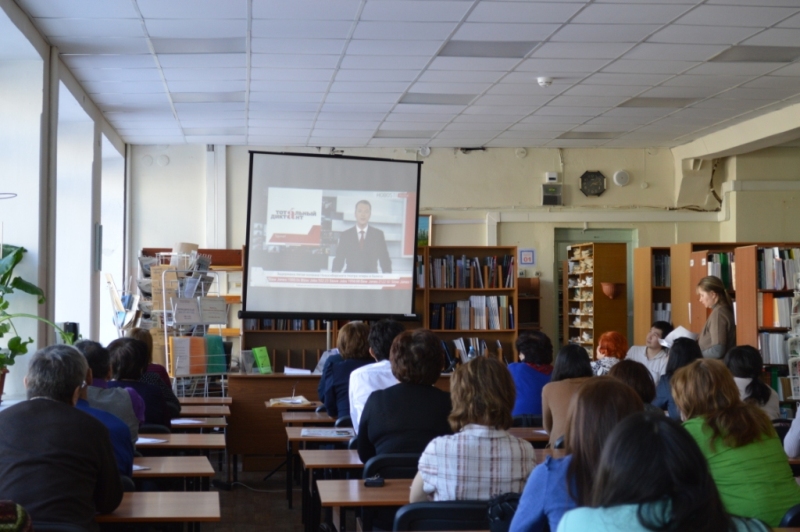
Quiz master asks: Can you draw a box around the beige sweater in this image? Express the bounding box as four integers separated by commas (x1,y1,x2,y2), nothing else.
542,376,592,446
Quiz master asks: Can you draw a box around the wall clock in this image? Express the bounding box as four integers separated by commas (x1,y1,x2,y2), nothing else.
579,171,606,197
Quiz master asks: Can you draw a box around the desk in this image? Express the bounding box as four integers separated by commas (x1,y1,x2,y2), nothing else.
283,411,335,425
285,427,354,509
508,427,549,443
95,492,219,531
171,417,228,431
180,405,231,417
179,396,232,405
300,450,364,532
136,433,226,450
318,478,412,532
133,456,215,490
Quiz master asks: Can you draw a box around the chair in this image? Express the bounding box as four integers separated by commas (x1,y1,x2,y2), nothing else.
512,415,542,428
348,436,358,450
780,503,800,527
773,419,792,445
334,415,352,428
120,474,136,492
361,454,422,531
393,501,491,531
32,523,88,532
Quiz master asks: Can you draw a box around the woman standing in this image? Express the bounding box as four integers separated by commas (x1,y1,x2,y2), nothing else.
696,276,736,359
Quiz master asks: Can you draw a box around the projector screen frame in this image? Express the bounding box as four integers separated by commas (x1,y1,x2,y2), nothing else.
240,150,423,321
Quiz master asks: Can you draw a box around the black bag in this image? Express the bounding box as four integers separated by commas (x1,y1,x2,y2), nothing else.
487,492,521,532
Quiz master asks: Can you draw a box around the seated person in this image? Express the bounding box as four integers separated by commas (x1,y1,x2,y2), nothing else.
316,347,341,402
672,359,800,527
74,351,134,478
349,319,406,432
0,345,122,531
357,329,452,463
0,502,32,532
411,357,536,502
508,331,553,420
624,320,672,384
542,344,593,447
652,337,702,420
75,339,143,442
126,328,181,418
591,331,627,376
607,360,662,415
557,413,769,532
324,322,373,418
724,345,780,420
108,337,171,427
511,378,643,532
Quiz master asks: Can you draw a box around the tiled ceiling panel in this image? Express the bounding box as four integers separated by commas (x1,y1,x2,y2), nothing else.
13,0,800,147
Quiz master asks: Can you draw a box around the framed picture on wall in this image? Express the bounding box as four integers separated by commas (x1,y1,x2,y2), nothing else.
417,215,433,247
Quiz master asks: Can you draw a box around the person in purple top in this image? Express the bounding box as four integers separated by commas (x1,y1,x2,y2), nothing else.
108,338,170,427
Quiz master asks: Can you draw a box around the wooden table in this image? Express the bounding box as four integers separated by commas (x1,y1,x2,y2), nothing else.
133,456,215,490
171,417,228,430
285,427,355,509
317,478,412,532
179,396,232,405
136,433,226,450
508,427,549,444
300,450,364,532
180,405,231,417
283,411,335,425
95,492,220,531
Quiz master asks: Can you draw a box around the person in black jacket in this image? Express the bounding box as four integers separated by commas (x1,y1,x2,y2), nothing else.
331,200,392,274
357,329,452,463
324,322,373,418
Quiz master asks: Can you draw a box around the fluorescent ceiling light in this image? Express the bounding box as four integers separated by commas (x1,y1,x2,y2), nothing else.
171,92,245,103
439,41,538,59
374,130,438,138
400,93,475,105
619,97,698,108
153,38,246,54
710,46,800,63
557,131,618,139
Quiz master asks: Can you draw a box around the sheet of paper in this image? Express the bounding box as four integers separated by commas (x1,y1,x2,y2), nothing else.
198,296,228,324
136,437,168,444
173,298,201,324
300,428,354,438
171,418,205,425
283,367,312,375
132,464,151,471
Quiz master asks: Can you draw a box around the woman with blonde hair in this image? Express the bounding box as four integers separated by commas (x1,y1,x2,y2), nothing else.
672,359,800,526
410,356,535,502
696,276,736,358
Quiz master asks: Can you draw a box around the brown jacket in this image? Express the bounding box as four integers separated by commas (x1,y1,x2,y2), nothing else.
542,376,592,446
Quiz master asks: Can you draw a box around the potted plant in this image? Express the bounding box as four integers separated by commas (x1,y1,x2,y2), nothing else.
0,244,72,400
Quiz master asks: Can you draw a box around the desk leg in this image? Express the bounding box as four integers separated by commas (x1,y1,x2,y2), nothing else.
286,441,294,508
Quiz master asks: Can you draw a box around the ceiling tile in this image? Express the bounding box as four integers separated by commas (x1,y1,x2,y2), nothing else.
452,23,561,42
428,57,520,71
623,43,728,61
50,37,149,55
252,69,334,81
640,86,720,98
473,94,553,106
548,95,628,107
517,58,610,73
138,0,247,19
571,3,692,24
152,38,245,54
418,70,504,83
247,101,320,113
17,0,139,18
252,0,362,20
91,92,167,105
485,83,564,96
394,103,467,114
347,40,442,56
252,39,344,55
314,121,381,130
563,84,649,97
250,80,330,92
180,119,247,127
249,92,325,103
174,102,245,112
35,18,144,38
144,19,245,39
353,22,458,40
583,72,672,85
251,20,353,39
158,53,246,68
686,62,785,75
341,55,431,69
467,2,583,24
316,112,388,121
743,76,800,90
251,54,340,69
674,6,799,27
71,68,163,82
719,87,800,100
168,80,246,92
248,112,317,121
336,70,419,82
384,113,456,123
533,106,608,116
410,82,492,94
742,29,800,47
531,42,634,59
648,25,761,44
464,105,537,115
602,60,699,74
661,74,754,87
361,1,472,22
329,81,409,92
447,121,509,131
778,12,800,27
82,80,165,94
551,24,662,43
520,114,589,124
769,62,800,76
321,103,396,113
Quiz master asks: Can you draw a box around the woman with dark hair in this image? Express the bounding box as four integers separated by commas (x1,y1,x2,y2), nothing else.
557,413,769,532
508,331,553,419
652,337,702,419
125,328,181,418
542,344,593,447
510,378,643,532
410,357,535,502
724,345,780,420
324,322,373,418
672,359,800,526
697,275,736,358
108,337,170,427
591,331,628,376
607,360,662,415
356,329,452,463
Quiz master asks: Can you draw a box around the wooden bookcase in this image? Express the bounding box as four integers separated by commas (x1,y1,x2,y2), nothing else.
517,277,541,334
563,243,627,355
633,247,671,345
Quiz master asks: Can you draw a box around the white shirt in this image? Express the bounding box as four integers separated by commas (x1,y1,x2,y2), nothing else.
348,359,398,433
625,346,669,385
733,376,780,420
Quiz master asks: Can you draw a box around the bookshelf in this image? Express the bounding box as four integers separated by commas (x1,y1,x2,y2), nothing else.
517,277,541,333
633,247,671,345
563,243,627,355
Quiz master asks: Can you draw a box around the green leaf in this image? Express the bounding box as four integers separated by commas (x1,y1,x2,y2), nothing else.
0,323,9,336
7,336,32,357
0,246,25,286
10,277,45,304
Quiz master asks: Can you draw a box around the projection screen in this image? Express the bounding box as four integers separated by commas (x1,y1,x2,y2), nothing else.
242,151,421,319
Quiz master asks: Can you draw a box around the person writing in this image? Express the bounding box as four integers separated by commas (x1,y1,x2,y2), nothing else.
331,200,392,273
696,275,736,358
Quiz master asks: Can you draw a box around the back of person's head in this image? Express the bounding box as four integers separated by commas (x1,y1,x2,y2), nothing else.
337,321,371,360
592,413,733,532
672,359,774,449
390,329,443,386
551,344,593,382
74,339,110,380
664,337,702,378
368,319,406,361
449,356,515,432
608,360,656,403
697,275,733,308
565,377,644,505
651,321,674,339
596,331,628,360
108,337,149,380
724,345,773,408
126,328,154,364
515,331,553,365
26,344,87,403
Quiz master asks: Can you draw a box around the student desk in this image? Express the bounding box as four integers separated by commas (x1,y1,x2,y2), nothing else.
508,427,550,444
283,411,336,425
317,478,412,532
136,433,226,450
300,450,364,532
95,492,220,531
133,456,215,490
179,396,232,405
179,405,231,417
285,427,354,509
171,417,228,431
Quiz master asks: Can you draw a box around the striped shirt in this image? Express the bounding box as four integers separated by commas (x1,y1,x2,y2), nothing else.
418,424,536,501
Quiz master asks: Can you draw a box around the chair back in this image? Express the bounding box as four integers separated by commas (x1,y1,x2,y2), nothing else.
140,423,171,434
348,436,358,450
780,503,800,527
773,419,792,444
31,523,87,532
334,415,353,428
512,415,542,428
393,501,490,531
363,453,421,480
315,404,327,413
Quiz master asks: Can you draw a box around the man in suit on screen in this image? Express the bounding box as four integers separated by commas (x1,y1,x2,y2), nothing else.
332,200,392,273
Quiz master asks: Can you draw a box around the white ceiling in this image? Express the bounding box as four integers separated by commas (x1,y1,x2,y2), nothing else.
13,0,800,148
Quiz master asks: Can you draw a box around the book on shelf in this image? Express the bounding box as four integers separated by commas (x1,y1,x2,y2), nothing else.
707,252,734,290
757,247,800,290
653,302,671,323
428,253,515,288
652,254,671,287
758,293,793,328
758,332,789,365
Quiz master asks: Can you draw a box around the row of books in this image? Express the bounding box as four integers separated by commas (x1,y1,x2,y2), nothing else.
707,252,734,290
652,302,671,323
652,254,671,287
758,332,789,365
758,247,800,290
430,296,514,330
429,254,515,289
450,337,503,360
757,293,793,328
243,319,321,331
416,254,425,288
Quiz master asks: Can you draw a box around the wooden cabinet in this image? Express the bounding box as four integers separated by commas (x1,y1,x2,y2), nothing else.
633,247,671,345
563,243,627,354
